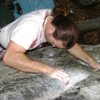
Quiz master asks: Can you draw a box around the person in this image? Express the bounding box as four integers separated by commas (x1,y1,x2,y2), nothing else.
0,8,100,85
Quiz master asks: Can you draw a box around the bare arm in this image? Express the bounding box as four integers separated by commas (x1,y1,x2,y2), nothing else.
3,41,56,75
3,41,70,85
67,43,100,69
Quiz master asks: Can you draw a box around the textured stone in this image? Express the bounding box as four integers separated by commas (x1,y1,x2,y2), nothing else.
0,45,100,100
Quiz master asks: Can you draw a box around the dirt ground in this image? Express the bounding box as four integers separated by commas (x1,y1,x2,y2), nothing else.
69,1,100,45
70,2,100,21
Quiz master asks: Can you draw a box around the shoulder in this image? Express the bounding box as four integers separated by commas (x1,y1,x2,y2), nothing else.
28,9,52,18
31,9,52,14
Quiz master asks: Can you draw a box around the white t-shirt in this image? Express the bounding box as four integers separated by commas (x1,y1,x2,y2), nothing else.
0,9,51,50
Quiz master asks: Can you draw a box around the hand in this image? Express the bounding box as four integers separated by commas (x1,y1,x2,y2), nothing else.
50,70,70,85
92,63,100,71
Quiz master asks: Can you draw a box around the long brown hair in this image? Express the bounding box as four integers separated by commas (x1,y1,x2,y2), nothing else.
51,9,79,49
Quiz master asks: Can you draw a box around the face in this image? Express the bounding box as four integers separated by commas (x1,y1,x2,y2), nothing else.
44,18,65,49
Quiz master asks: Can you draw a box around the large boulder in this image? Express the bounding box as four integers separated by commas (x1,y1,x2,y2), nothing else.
0,45,100,100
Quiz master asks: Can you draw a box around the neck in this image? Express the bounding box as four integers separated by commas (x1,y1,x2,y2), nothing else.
44,16,53,33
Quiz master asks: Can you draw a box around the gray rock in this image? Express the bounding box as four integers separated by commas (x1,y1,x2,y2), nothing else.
0,45,100,100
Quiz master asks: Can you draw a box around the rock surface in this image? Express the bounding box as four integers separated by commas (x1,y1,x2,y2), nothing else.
0,45,100,100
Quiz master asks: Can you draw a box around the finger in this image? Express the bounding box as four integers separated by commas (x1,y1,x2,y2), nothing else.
93,64,100,71
93,68,98,72
50,70,70,85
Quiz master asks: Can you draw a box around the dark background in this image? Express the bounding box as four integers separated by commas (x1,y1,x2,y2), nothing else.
0,0,100,45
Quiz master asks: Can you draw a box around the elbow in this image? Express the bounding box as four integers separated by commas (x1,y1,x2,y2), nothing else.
3,53,10,65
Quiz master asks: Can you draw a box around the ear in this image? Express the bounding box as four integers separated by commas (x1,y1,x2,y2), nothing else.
49,24,55,35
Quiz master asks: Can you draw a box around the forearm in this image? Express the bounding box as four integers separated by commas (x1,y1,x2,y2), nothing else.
67,43,97,67
3,52,55,75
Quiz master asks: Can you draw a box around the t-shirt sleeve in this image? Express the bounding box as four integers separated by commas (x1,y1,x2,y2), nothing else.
11,21,40,50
